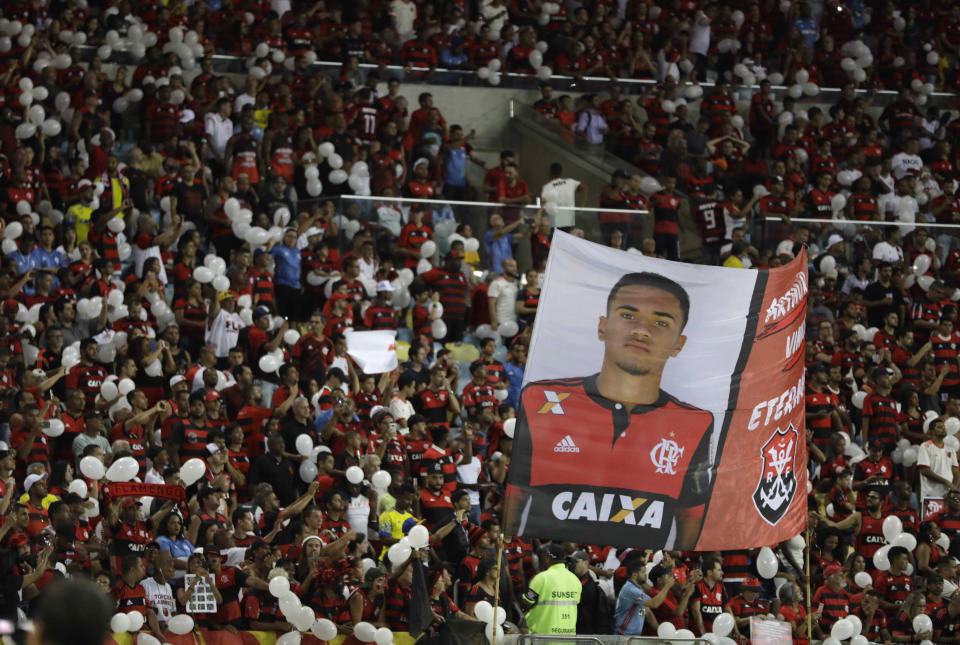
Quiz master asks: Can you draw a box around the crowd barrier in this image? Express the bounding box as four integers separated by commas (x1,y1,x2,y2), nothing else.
107,631,419,645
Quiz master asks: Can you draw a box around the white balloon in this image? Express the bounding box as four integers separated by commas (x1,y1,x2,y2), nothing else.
276,632,301,645
167,614,193,636
346,465,364,484
126,611,145,632
295,434,313,457
913,613,933,634
484,623,505,643
373,627,393,645
474,600,494,623
420,240,437,258
831,617,854,641
712,612,734,636
100,380,119,400
498,320,519,337
41,118,61,137
80,456,106,480
106,456,139,482
193,266,214,283
179,457,206,486
110,613,131,633
353,621,376,642
42,419,65,437
68,479,88,498
259,355,280,373
118,378,136,396
311,618,337,641
371,470,392,491
408,523,430,549
873,544,891,571
431,318,448,339
299,459,318,483
657,622,677,639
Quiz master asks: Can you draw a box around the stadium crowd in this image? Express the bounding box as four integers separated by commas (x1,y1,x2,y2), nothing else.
1,0,960,643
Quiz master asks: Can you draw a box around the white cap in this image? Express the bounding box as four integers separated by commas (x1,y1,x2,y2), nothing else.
24,472,47,493
305,226,323,238
376,280,394,293
169,375,186,388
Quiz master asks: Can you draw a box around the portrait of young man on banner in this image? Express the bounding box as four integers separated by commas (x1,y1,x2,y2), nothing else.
505,231,808,551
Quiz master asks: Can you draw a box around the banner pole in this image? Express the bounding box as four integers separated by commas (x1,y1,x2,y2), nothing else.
492,534,504,645
805,528,812,643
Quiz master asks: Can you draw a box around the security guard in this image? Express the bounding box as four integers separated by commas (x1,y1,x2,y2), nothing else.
522,543,582,634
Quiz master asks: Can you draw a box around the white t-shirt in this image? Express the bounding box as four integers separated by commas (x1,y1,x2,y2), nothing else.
389,395,415,423
358,256,379,281
206,309,246,358
917,439,958,501
204,113,234,159
872,241,903,263
689,11,712,56
233,93,255,115
346,493,371,536
378,205,403,237
457,455,483,507
541,178,580,228
891,152,923,179
140,578,175,622
390,0,417,36
480,0,508,37
487,276,519,326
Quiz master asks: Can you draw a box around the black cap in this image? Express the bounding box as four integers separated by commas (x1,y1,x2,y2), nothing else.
612,169,629,181
567,550,589,563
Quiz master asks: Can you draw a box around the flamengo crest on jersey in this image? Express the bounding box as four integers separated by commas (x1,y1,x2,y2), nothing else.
753,423,799,525
650,438,684,475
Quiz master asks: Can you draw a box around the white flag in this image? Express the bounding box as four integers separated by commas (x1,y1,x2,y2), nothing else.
345,330,398,374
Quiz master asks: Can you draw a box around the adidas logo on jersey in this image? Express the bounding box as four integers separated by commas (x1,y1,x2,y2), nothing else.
554,435,579,453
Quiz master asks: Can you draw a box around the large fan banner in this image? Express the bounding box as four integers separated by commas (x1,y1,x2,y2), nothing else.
504,232,808,550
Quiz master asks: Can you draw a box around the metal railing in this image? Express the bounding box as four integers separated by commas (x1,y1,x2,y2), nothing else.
77,45,960,109
513,636,713,644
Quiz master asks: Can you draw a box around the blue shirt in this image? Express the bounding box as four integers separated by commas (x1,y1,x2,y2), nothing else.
504,360,524,411
793,18,817,49
270,244,301,288
156,536,195,560
440,49,469,67
483,231,514,274
443,146,468,187
29,247,67,270
614,579,649,635
8,250,39,274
